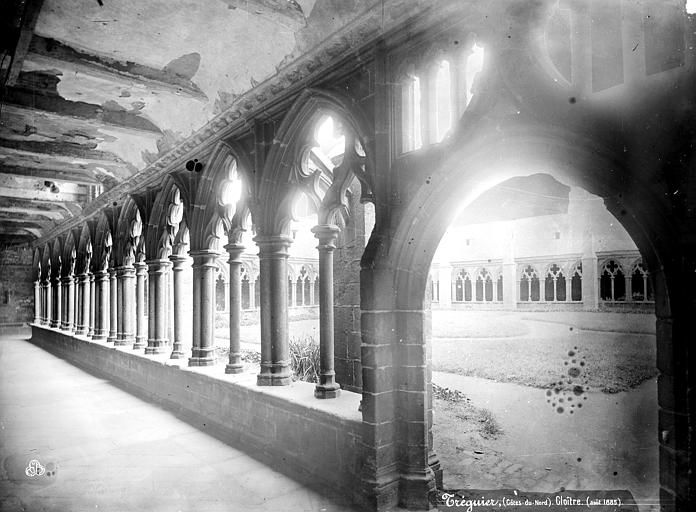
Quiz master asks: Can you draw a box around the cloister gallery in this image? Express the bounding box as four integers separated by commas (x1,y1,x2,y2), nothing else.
1,0,695,510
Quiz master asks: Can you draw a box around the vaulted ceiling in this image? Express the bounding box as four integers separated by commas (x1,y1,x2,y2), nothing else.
0,0,351,245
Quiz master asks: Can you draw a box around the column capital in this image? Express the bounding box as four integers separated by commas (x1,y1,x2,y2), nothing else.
93,269,109,279
146,259,172,273
134,261,148,272
224,243,245,262
188,249,220,268
60,275,73,285
116,266,136,277
311,224,340,249
254,234,292,258
168,253,190,267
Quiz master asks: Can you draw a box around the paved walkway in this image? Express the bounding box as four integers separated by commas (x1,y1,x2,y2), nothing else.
0,329,361,512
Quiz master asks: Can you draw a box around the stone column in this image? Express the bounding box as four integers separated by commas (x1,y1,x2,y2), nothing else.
190,257,201,362
312,225,341,399
107,268,117,343
169,254,189,359
115,268,124,344
625,274,633,303
88,273,95,337
188,250,218,366
290,278,297,309
225,244,244,374
565,275,572,302
60,278,67,329
33,280,40,324
255,235,292,386
134,262,148,349
75,274,89,335
115,266,135,346
45,279,52,327
146,259,171,354
50,276,61,328
93,270,109,340
60,276,72,331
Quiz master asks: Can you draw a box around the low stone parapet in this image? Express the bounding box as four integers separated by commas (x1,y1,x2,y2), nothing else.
29,324,363,506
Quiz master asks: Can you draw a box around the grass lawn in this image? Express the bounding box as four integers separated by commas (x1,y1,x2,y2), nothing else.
431,310,657,393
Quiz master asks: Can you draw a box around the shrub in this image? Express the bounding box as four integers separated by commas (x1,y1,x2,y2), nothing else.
289,335,320,383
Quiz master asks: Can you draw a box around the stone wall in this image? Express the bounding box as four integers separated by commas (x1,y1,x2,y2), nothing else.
0,245,34,325
334,183,370,392
29,325,364,504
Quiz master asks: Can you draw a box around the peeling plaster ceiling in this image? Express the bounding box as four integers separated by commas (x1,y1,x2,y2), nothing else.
0,0,321,245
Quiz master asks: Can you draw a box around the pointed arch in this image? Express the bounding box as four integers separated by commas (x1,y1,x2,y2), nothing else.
146,177,186,260
76,224,93,275
257,88,374,235
115,197,145,267
93,213,113,272
50,238,63,280
61,231,77,278
32,248,42,282
189,141,254,249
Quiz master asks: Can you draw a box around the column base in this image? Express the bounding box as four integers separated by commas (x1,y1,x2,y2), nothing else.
189,347,216,366
360,473,400,512
106,333,117,343
170,349,186,359
74,326,88,336
225,362,244,374
257,366,292,386
92,332,107,341
49,320,60,328
144,340,167,354
114,336,134,347
314,382,341,399
133,336,148,350
398,470,438,510
188,357,216,367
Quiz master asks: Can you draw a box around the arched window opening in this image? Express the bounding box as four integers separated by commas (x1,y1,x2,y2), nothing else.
215,274,226,311
454,270,469,302
571,262,582,301
600,260,626,302
431,274,440,303
219,158,243,217
475,268,493,302
313,278,320,306
545,263,566,302
520,265,540,302
496,273,503,301
401,73,423,152
631,262,653,302
295,266,309,307
288,277,294,306
314,115,346,166
241,268,251,310
303,274,311,307
435,59,452,142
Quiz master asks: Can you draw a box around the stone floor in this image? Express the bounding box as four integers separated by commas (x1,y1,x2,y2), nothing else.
0,328,361,512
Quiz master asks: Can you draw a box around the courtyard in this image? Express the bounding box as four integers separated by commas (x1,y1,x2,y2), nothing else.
430,310,659,512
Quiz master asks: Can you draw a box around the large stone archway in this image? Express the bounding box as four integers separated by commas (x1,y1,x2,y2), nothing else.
359,118,691,509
